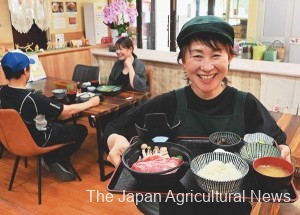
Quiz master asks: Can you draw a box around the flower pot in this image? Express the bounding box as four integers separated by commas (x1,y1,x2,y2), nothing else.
111,29,119,45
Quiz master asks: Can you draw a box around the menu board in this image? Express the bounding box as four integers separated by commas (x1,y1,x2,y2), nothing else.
28,54,46,82
83,2,108,45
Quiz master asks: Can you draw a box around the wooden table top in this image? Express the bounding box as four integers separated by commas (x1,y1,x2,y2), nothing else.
26,77,151,118
270,111,300,157
270,111,300,191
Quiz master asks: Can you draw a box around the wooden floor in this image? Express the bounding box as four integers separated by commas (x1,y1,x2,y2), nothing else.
0,114,300,215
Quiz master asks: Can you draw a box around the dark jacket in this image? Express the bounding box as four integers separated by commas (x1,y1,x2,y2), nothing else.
107,57,149,92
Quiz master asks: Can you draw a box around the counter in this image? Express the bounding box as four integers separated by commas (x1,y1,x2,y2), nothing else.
91,48,300,115
1,47,298,115
91,48,300,77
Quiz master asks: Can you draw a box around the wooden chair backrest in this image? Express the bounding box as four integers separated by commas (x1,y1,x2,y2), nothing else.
146,67,153,94
0,109,66,157
72,64,100,82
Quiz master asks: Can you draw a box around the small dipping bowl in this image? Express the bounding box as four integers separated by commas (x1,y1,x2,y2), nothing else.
90,80,99,87
87,86,96,92
66,90,77,103
52,89,67,99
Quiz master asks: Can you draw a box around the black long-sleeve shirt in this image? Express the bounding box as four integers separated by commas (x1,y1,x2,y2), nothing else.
103,86,287,148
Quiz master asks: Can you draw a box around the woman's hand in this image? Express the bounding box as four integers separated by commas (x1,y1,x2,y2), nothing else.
107,134,130,166
123,55,135,88
278,144,291,162
124,55,134,68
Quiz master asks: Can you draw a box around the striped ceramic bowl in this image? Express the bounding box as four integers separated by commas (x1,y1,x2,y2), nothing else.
243,133,274,145
190,152,249,194
239,142,281,165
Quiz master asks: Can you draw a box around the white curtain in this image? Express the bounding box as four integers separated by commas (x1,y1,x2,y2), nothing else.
8,0,50,33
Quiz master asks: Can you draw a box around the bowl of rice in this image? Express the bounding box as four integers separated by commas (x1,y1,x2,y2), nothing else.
190,151,249,193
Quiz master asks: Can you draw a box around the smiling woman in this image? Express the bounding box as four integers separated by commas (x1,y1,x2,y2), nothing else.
107,37,149,92
103,15,290,215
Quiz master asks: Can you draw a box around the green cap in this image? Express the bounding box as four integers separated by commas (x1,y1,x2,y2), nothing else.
177,15,234,47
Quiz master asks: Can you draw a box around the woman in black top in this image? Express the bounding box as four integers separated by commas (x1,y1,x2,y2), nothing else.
107,37,149,92
103,16,290,215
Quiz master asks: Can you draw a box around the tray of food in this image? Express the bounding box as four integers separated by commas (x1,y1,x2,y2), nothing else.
49,92,104,104
107,136,298,203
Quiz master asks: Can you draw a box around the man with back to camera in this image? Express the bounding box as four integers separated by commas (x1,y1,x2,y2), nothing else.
0,50,100,181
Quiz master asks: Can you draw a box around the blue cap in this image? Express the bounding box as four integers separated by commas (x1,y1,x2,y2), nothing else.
0,49,35,74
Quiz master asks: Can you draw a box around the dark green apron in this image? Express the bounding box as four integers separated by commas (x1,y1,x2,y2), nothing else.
173,88,247,137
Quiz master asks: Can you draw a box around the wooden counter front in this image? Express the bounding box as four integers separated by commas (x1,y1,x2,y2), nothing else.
0,44,109,85
38,44,109,80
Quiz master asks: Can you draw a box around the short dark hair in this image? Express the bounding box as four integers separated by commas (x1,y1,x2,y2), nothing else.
3,65,29,80
115,37,134,50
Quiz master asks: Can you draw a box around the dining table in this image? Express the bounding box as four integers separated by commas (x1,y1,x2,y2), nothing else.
26,77,151,181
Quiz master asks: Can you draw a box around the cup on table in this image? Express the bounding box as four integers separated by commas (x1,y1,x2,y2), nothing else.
100,76,107,85
67,90,77,103
67,83,77,91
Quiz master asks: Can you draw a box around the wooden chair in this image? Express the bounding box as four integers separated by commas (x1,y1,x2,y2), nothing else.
0,142,3,158
146,67,153,95
0,109,81,204
71,64,100,123
72,64,100,83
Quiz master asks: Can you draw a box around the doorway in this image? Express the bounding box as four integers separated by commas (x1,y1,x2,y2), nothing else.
137,0,249,52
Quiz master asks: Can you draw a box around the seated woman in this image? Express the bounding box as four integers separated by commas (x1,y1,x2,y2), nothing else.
99,37,150,151
107,37,149,92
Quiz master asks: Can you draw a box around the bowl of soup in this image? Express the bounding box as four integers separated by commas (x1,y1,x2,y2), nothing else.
253,156,294,191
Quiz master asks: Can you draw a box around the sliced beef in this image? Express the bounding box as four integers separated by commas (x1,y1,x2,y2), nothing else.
131,155,182,173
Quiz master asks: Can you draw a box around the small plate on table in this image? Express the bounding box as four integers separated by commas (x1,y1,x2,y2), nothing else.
96,85,122,95
76,92,104,102
77,92,95,102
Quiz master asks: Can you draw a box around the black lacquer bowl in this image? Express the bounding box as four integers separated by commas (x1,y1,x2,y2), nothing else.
122,139,192,186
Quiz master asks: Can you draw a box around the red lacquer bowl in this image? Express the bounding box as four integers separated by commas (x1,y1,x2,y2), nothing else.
253,156,294,191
